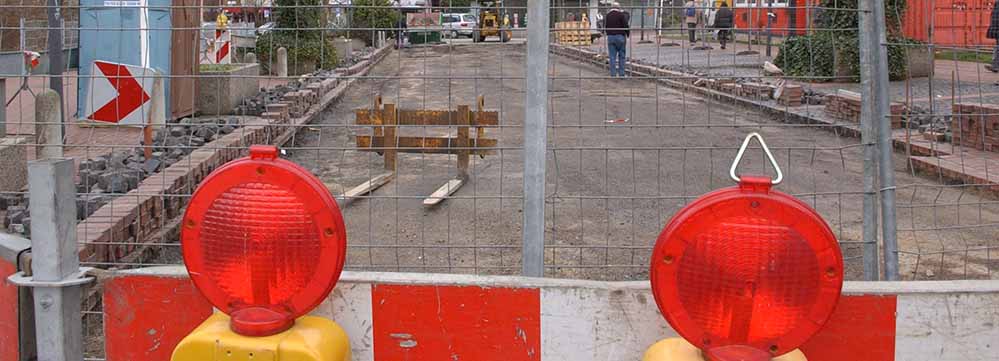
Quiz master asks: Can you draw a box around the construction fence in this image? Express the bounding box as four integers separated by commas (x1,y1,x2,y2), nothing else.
0,0,998,359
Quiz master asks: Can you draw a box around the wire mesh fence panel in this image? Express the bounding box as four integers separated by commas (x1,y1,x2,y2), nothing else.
886,0,999,281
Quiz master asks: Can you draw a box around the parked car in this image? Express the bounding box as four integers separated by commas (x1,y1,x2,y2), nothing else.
256,22,277,36
442,13,478,38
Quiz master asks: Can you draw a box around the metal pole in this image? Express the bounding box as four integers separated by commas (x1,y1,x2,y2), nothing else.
522,0,550,277
1,78,6,134
857,0,879,281
765,0,773,57
27,159,84,361
46,0,65,135
870,0,899,280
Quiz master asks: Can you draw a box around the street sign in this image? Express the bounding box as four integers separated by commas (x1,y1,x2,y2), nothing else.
648,133,843,361
83,60,163,126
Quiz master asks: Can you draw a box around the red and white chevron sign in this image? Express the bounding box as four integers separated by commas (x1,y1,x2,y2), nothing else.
201,29,232,65
84,60,157,125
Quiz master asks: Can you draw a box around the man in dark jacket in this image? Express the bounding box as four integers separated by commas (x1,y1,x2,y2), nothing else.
988,2,998,72
604,2,630,77
713,2,734,50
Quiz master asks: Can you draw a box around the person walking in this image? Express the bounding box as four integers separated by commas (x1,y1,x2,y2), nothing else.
395,14,407,49
605,2,630,78
987,1,998,72
684,0,701,44
713,2,734,50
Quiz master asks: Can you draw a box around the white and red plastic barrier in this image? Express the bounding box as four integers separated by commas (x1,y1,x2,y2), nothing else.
83,268,999,361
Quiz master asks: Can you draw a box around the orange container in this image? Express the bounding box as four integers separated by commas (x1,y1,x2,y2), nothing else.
903,0,996,48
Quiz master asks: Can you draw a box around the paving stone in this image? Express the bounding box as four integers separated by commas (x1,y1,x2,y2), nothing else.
142,158,163,174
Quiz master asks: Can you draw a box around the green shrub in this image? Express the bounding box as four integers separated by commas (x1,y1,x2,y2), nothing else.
351,0,402,46
773,0,918,82
255,0,338,72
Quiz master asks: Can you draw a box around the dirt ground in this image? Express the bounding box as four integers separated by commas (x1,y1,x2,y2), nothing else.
282,43,999,281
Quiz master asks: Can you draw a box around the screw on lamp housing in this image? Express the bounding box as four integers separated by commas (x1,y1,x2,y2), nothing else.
650,133,844,361
180,145,347,337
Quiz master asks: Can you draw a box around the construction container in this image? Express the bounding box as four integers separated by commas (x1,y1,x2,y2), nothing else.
903,0,995,48
77,0,198,121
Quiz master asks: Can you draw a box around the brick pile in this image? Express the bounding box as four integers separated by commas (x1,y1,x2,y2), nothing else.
951,103,999,152
777,84,803,106
824,90,906,128
736,82,774,101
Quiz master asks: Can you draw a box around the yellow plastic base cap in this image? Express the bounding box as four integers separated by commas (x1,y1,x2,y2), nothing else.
171,313,351,361
643,338,807,361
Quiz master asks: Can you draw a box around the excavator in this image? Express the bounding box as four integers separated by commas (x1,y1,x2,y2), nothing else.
473,1,512,43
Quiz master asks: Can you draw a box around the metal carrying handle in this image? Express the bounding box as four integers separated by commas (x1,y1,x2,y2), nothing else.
729,132,783,185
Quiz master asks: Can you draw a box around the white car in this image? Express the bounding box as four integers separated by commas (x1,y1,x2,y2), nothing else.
442,13,478,38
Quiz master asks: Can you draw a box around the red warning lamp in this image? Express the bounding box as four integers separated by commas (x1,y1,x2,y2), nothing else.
647,133,843,361
180,145,347,337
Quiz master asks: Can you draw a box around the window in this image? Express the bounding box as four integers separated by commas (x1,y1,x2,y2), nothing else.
463,15,478,22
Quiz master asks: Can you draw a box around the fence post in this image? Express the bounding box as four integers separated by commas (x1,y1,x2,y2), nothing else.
871,0,899,281
1,78,6,132
35,89,63,159
24,159,86,361
522,0,551,277
856,0,880,281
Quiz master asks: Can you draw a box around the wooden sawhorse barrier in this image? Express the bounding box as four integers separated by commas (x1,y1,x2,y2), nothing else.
349,95,499,205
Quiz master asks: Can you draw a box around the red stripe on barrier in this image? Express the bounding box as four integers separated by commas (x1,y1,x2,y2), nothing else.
0,258,19,360
103,275,212,361
800,295,897,361
372,284,541,361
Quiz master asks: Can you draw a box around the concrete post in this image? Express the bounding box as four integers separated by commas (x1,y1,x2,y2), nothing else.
34,89,63,159
276,47,288,77
244,52,257,64
27,159,84,361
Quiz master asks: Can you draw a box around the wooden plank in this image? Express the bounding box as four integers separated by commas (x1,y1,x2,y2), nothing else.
457,105,471,177
355,136,497,155
373,97,383,138
476,95,486,146
358,109,499,126
423,178,464,206
356,109,371,124
338,172,395,203
383,103,397,171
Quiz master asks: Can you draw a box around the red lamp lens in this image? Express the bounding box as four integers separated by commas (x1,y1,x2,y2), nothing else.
181,145,347,336
651,177,842,356
676,218,820,343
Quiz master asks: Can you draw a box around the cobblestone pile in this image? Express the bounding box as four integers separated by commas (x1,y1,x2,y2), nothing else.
0,116,242,237
236,69,340,116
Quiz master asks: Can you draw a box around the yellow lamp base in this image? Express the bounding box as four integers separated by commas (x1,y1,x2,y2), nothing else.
171,313,351,361
643,338,807,361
